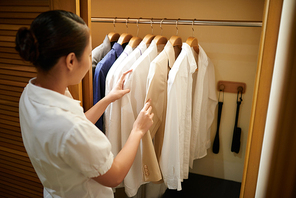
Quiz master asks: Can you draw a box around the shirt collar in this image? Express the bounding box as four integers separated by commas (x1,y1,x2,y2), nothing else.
103,35,111,49
134,41,148,56
27,78,84,117
164,41,176,68
112,42,124,58
121,44,133,57
182,43,198,73
197,44,209,67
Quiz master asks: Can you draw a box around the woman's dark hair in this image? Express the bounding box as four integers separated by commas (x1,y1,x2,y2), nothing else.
15,10,89,71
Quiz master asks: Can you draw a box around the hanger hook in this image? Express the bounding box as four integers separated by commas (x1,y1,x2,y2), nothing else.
113,17,116,32
176,18,179,35
160,19,164,35
137,19,139,37
192,19,195,37
237,86,243,102
150,18,153,34
126,18,129,33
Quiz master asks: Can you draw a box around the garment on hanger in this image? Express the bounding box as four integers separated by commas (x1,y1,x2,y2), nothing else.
104,41,148,197
91,35,111,74
189,45,218,168
104,44,133,157
121,40,165,188
93,42,123,131
160,42,198,191
141,40,175,185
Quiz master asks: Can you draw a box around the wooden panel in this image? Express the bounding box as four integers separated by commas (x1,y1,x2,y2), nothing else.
0,46,17,53
0,109,19,118
240,0,284,197
1,130,22,140
0,12,40,19
0,104,19,113
80,0,93,111
0,1,49,6
0,1,90,197
0,18,33,25
0,99,19,108
0,1,47,196
0,64,36,72
0,74,31,83
0,6,49,13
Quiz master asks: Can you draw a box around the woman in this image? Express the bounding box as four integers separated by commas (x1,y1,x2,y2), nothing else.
15,10,153,198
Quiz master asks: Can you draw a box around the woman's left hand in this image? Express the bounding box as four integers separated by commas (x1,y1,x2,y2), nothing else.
108,69,132,102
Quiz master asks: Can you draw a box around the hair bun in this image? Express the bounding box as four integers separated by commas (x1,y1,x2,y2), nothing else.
15,27,39,64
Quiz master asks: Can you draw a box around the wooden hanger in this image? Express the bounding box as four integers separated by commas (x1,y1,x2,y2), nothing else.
143,34,155,45
128,36,142,48
169,35,182,47
186,37,199,72
169,35,182,59
186,37,199,54
153,35,167,45
117,33,133,45
108,32,120,42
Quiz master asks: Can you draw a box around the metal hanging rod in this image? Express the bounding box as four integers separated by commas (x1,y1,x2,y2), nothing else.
91,17,262,27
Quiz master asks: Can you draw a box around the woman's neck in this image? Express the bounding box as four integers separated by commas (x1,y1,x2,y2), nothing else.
34,67,67,95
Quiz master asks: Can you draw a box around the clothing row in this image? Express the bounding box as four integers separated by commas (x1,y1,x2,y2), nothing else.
92,33,218,197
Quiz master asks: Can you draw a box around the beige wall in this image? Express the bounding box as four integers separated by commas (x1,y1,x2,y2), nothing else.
91,0,265,182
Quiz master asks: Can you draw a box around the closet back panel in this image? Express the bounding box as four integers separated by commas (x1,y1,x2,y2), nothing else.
91,0,265,183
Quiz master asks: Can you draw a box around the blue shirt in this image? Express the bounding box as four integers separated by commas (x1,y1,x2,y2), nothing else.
93,42,123,131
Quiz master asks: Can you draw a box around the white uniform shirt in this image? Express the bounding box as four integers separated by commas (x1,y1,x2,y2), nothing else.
19,79,114,198
160,43,197,190
120,40,164,195
105,41,147,197
189,45,217,168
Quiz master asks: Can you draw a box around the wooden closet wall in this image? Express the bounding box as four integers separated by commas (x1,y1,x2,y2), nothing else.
0,0,91,197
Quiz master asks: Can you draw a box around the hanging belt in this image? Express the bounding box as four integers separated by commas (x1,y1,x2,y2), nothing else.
231,89,243,153
213,90,224,154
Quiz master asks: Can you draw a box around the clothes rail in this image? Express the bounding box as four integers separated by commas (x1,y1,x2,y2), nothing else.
91,17,262,27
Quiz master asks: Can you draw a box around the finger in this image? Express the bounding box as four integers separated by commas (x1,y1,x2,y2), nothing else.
122,89,130,95
147,105,152,114
120,69,133,81
150,113,154,119
143,100,151,111
123,69,133,75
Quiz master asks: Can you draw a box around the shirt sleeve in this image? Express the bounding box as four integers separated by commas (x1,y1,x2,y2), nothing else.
61,119,114,178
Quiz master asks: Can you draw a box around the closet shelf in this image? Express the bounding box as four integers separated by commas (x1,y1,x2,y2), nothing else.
91,17,262,27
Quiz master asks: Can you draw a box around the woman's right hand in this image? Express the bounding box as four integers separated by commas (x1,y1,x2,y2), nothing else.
133,99,154,137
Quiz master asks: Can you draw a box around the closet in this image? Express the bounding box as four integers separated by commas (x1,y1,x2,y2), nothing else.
0,0,292,197
90,0,268,197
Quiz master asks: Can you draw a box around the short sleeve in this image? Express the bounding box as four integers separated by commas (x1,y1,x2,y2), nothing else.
61,119,114,178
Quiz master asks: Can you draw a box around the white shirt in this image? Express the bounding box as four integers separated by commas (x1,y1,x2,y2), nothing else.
19,79,114,198
104,45,133,157
105,41,147,197
105,45,133,97
160,43,197,190
120,40,164,195
189,45,217,168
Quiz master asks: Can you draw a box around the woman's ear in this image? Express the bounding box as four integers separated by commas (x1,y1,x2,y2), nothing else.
65,52,76,71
